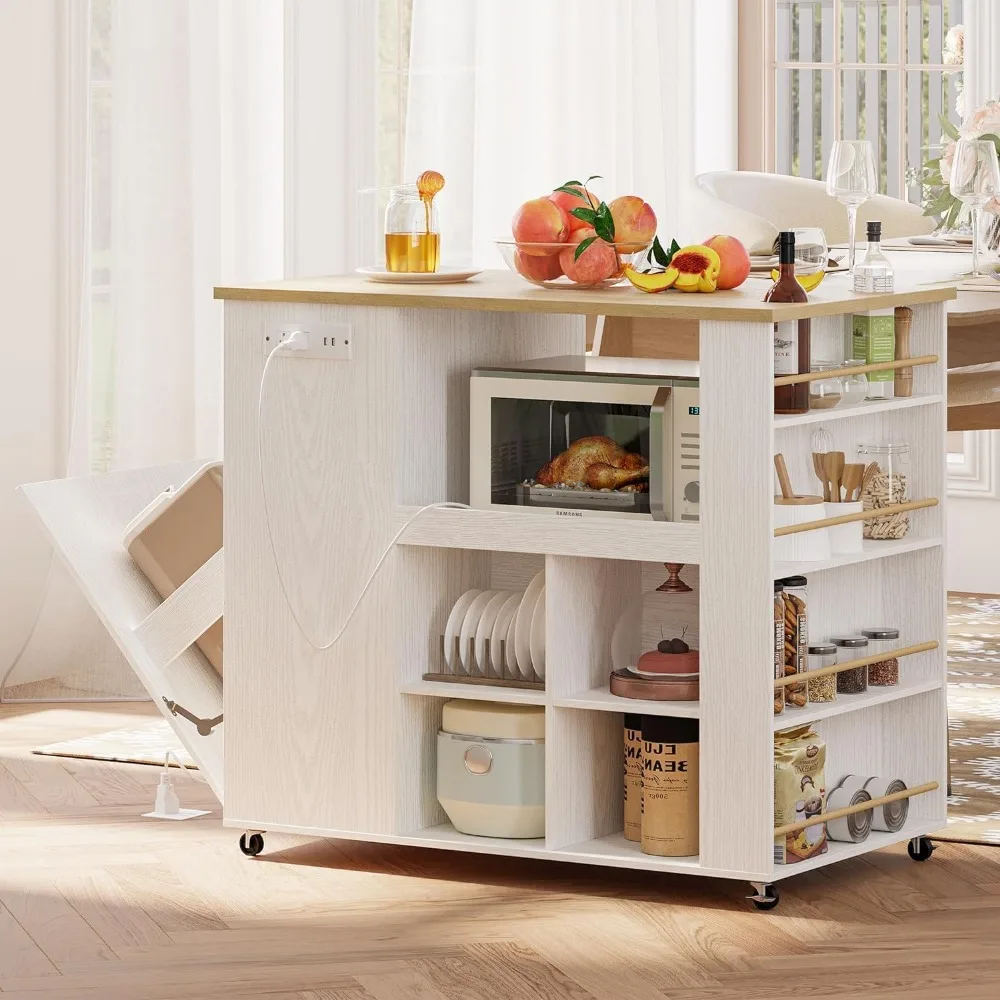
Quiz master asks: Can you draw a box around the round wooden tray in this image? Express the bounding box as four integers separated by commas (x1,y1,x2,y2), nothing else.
609,669,699,701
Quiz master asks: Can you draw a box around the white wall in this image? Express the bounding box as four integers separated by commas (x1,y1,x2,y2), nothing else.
0,0,61,675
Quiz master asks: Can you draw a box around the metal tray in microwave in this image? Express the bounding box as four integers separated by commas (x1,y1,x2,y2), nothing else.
515,483,650,512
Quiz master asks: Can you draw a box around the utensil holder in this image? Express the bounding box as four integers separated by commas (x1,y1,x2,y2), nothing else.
825,501,864,554
773,496,830,562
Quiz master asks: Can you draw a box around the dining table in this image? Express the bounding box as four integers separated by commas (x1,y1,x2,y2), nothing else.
593,243,1000,431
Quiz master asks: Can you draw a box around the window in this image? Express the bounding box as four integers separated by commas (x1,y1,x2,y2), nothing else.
770,0,963,203
377,0,414,194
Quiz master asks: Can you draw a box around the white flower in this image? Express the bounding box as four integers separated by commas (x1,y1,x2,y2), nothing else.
944,24,965,69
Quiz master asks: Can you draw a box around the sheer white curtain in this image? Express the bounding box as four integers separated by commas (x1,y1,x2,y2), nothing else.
404,0,738,268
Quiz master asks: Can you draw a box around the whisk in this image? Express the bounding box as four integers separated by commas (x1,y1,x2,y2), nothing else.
808,426,834,489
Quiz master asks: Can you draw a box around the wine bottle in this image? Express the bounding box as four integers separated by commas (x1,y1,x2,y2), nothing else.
766,231,811,415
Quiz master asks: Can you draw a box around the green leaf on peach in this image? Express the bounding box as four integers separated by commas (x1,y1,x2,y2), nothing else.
574,236,597,261
569,207,598,224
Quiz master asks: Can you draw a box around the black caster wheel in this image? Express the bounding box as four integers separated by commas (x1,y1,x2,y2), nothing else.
748,883,780,911
239,832,264,857
907,835,935,862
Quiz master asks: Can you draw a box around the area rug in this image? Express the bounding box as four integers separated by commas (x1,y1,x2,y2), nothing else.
33,720,196,769
938,592,1000,845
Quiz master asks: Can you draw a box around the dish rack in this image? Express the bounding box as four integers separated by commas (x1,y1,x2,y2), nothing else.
424,634,544,690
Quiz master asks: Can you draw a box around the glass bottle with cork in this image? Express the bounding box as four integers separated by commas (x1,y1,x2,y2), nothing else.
767,230,811,415
852,220,894,293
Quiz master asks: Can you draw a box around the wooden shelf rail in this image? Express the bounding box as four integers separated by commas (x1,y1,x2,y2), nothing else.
774,640,938,688
774,781,939,836
774,354,938,387
773,498,938,537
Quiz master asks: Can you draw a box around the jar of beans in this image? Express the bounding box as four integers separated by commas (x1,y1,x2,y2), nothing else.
774,581,785,715
806,643,838,703
780,576,808,709
862,627,900,686
832,635,869,694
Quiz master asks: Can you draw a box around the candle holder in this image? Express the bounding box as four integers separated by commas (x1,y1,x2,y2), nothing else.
657,562,692,594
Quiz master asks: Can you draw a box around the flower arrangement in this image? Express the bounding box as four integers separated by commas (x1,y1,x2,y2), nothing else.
922,97,1000,247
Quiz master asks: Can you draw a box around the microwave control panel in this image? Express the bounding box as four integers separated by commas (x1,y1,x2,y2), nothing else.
672,386,700,522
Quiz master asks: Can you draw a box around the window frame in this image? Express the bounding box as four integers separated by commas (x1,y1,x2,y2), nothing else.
739,0,964,195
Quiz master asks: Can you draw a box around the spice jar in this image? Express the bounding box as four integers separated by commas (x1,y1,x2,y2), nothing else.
862,627,900,686
806,643,838,703
808,363,844,410
780,576,808,708
774,581,785,715
832,635,869,694
840,360,869,406
858,442,911,539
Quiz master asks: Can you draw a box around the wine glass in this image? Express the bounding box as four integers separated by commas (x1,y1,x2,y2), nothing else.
949,138,1000,277
825,140,878,272
791,227,828,275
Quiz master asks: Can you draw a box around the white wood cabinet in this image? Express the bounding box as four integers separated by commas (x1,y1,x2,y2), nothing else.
210,271,954,897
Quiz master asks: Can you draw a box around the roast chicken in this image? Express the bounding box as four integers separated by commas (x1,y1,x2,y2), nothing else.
535,435,649,491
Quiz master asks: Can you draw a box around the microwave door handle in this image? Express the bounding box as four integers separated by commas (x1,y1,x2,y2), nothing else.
650,386,671,521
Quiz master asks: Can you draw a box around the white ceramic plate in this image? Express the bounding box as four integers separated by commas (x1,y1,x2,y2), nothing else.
505,612,519,677
474,591,515,675
529,586,546,679
443,590,482,671
514,570,545,679
356,265,482,284
489,592,523,677
458,590,499,673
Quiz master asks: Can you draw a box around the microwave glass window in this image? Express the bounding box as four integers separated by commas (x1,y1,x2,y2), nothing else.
490,398,652,513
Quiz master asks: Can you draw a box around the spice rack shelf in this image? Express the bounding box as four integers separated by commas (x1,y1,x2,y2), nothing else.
772,676,943,729
773,393,944,429
213,270,956,910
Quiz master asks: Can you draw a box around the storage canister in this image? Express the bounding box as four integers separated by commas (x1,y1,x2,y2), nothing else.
623,714,643,843
858,442,910,539
774,581,785,715
437,700,545,839
780,576,808,708
832,635,869,694
806,643,837,703
641,715,699,857
862,627,900,686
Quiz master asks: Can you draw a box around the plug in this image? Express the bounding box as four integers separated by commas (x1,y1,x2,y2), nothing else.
285,329,309,351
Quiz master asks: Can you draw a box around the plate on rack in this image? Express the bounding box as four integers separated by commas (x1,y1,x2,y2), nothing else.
356,265,482,284
443,590,482,671
514,571,545,679
474,591,515,674
505,611,519,677
529,586,546,679
459,590,500,673
490,592,523,677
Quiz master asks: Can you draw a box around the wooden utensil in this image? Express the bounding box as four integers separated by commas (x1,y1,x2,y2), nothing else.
861,461,880,493
774,453,794,500
841,463,864,502
825,451,845,502
812,452,830,501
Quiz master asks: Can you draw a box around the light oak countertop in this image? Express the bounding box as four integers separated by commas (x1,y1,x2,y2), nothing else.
215,269,957,322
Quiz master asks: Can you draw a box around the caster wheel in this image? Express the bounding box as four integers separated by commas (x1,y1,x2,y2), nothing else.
239,832,264,857
748,883,780,911
907,836,935,862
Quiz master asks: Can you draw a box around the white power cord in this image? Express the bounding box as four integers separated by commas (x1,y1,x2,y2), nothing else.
257,335,470,651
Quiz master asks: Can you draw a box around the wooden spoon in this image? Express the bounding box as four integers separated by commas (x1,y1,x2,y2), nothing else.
774,453,794,500
812,452,830,501
841,463,864,502
825,451,845,502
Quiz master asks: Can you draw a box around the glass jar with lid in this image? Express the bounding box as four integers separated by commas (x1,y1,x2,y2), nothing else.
808,363,844,410
832,635,869,694
857,442,911,539
862,626,900,686
774,580,785,715
840,359,869,406
806,643,838,703
384,183,440,273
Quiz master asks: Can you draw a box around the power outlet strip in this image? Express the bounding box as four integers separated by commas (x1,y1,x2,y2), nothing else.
263,323,353,360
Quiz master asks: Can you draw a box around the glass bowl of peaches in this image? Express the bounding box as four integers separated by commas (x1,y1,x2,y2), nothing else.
498,186,656,289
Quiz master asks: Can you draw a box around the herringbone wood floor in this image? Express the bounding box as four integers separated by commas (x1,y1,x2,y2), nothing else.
2,703,1000,999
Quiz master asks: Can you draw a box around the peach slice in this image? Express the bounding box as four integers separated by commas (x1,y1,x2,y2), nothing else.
623,264,674,293
664,245,721,293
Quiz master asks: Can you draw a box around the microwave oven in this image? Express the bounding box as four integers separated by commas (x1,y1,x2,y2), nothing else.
470,356,700,521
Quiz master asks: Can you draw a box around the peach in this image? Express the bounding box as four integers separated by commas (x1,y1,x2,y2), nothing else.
608,195,656,252
663,245,721,293
559,228,619,285
703,234,751,289
514,249,563,283
548,185,599,232
512,197,570,255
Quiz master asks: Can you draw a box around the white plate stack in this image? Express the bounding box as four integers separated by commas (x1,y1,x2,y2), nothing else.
442,571,545,682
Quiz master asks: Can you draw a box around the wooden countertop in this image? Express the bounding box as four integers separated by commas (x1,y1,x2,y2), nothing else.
215,269,957,322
